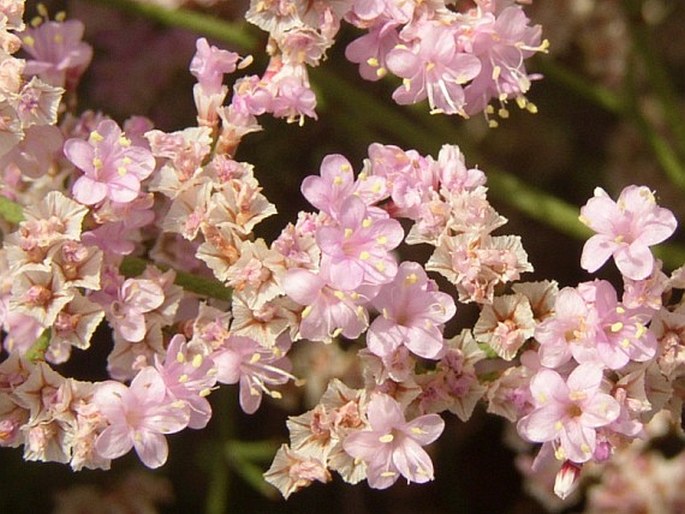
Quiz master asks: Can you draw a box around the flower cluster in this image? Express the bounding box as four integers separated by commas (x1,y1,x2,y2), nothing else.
245,0,547,123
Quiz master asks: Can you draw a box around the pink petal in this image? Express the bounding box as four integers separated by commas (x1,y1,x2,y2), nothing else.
72,175,107,205
368,394,405,431
580,235,616,274
95,424,133,460
404,413,444,445
392,438,434,483
133,430,169,468
614,243,654,280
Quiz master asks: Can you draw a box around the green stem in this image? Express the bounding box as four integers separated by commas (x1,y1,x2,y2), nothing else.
225,439,280,462
24,330,51,362
625,0,685,158
624,53,685,191
121,256,232,302
86,0,261,51
205,387,233,514
0,196,24,224
535,58,625,115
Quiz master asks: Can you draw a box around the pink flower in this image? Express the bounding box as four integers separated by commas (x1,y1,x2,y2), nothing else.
21,19,93,89
386,21,481,115
343,393,444,489
300,154,356,219
535,287,592,369
189,38,239,95
92,367,190,469
154,335,217,430
580,186,677,280
584,280,657,370
316,195,403,290
64,119,156,205
345,21,401,82
92,277,165,343
517,364,620,464
212,334,293,414
283,267,373,342
462,6,545,116
367,261,455,359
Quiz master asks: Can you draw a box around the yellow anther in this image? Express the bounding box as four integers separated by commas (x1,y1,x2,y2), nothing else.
119,136,131,147
405,273,418,285
360,251,370,260
89,130,104,143
488,119,499,128
366,57,379,67
22,36,35,47
344,228,354,239
610,322,624,333
376,235,388,245
333,290,346,300
117,166,128,176
362,218,372,228
55,11,66,21
498,108,510,119
526,102,538,114
376,67,387,78
249,353,261,364
301,305,312,319
635,323,647,338
199,388,212,397
178,374,189,384
375,262,386,272
620,338,631,348
380,471,397,478
192,354,203,368
176,352,185,363
492,65,501,81
92,157,103,169
379,433,394,443
410,427,426,435
333,176,343,186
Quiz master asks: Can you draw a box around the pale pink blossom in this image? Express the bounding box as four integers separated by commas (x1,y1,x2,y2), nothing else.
92,367,190,468
93,277,165,343
64,119,156,205
21,19,93,89
212,334,294,414
518,364,621,463
343,393,444,489
367,261,455,359
580,186,677,280
155,334,217,429
386,21,481,115
316,195,403,290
